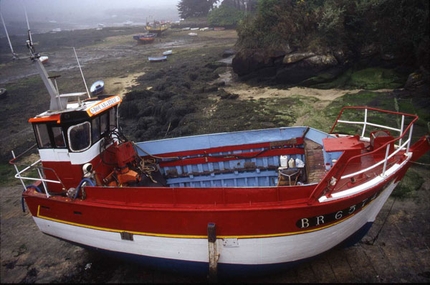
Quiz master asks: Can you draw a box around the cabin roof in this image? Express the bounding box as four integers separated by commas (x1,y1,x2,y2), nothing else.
29,95,122,123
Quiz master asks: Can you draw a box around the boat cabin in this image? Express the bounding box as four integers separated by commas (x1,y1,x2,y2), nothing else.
31,99,117,151
29,95,124,192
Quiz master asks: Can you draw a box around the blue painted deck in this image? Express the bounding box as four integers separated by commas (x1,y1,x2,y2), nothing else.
135,126,330,187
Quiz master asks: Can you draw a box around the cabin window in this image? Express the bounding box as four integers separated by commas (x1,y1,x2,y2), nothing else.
68,122,91,152
52,126,66,148
109,107,117,130
91,116,101,143
100,113,109,136
34,124,51,148
90,106,118,143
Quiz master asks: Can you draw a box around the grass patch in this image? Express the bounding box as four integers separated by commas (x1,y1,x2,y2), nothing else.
0,163,17,186
348,68,405,89
392,168,425,199
311,67,407,90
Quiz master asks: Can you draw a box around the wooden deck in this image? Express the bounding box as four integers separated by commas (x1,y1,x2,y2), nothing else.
304,138,326,184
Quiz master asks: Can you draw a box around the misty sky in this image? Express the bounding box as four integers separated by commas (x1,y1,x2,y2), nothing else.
1,0,181,36
1,0,181,15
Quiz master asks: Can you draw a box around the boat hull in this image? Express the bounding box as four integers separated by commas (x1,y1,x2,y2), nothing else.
26,174,399,277
133,33,157,44
148,56,167,62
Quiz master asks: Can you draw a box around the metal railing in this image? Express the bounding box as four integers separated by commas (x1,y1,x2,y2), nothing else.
310,106,419,202
10,147,65,198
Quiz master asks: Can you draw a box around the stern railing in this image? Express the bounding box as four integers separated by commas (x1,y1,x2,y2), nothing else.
310,106,419,202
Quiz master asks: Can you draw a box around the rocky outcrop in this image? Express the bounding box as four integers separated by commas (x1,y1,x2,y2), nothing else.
230,43,414,86
232,48,348,85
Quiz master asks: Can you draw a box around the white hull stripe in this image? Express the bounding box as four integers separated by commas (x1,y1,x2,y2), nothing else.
33,180,397,265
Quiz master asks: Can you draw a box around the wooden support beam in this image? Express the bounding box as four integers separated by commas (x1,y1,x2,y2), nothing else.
207,222,219,282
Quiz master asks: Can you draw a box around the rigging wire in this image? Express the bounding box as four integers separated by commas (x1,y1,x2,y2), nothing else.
73,47,91,98
0,7,18,59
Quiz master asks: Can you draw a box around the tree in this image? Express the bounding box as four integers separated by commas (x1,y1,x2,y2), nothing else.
221,0,258,12
236,0,318,49
235,0,429,69
177,0,219,19
208,4,245,27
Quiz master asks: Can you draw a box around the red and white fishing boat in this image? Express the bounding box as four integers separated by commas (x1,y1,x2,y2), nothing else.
10,29,430,279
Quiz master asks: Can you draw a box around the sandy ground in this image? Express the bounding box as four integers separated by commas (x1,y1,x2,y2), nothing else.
103,72,145,97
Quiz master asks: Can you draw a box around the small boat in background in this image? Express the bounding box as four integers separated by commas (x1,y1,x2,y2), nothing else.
162,50,173,56
90,80,104,95
148,56,167,62
145,20,169,35
133,33,157,44
39,55,49,64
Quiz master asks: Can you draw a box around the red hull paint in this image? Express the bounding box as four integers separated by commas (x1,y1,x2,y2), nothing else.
23,173,397,237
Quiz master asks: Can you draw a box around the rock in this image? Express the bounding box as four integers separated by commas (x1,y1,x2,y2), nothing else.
305,54,338,66
232,48,344,85
358,43,378,58
283,52,315,64
222,49,236,58
404,71,425,90
232,49,274,77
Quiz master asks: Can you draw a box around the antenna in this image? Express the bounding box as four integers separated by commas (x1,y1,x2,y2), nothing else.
73,47,91,98
0,8,18,59
22,2,38,60
23,2,33,47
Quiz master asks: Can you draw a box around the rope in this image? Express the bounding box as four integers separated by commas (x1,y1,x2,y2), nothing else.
410,160,430,166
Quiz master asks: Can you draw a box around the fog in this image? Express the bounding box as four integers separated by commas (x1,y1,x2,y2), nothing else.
0,0,181,36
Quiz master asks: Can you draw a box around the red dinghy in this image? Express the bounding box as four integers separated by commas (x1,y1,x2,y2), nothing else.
10,25,430,279
133,33,157,44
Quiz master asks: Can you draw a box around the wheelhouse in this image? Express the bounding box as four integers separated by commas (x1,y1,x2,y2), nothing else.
23,95,123,192
30,96,121,153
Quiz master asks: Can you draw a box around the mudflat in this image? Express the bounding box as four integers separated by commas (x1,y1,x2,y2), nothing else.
1,26,429,283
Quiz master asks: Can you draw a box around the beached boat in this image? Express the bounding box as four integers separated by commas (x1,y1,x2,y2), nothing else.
10,25,430,280
162,50,173,56
148,56,167,62
146,21,169,35
90,80,104,95
133,33,157,44
0,87,7,99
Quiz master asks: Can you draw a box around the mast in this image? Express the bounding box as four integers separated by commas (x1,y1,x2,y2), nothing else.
23,4,67,110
